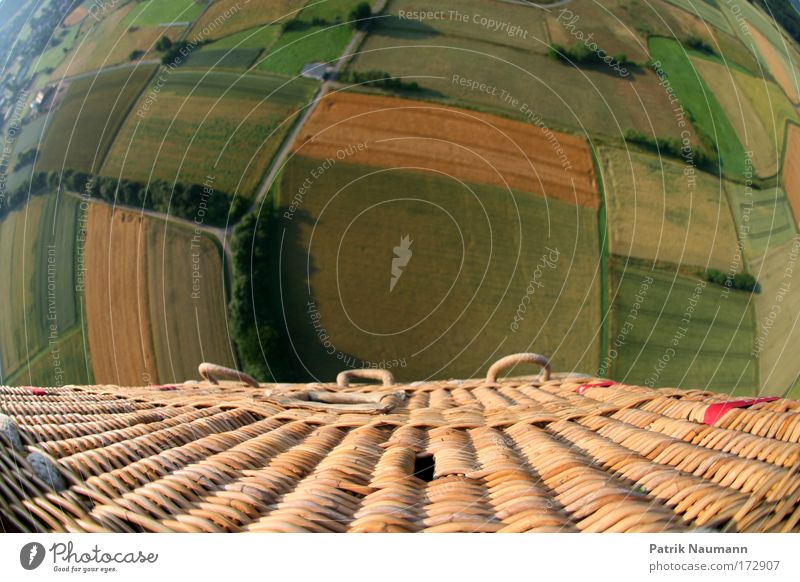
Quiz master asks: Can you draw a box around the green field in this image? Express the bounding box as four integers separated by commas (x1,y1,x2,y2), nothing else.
726,182,797,258
749,235,800,396
299,0,371,23
5,325,93,387
607,261,757,392
32,24,79,75
202,25,281,50
719,0,789,49
37,65,157,173
124,0,203,26
275,156,602,381
598,145,741,271
0,193,86,384
692,56,777,176
102,70,316,198
650,37,748,178
257,23,353,75
184,48,263,70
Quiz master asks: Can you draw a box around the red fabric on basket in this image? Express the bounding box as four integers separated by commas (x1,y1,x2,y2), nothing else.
25,387,46,396
575,381,615,394
703,397,779,425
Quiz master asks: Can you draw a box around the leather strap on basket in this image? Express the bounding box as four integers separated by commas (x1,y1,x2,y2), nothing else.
486,353,551,383
198,363,259,387
703,397,779,425
336,369,395,388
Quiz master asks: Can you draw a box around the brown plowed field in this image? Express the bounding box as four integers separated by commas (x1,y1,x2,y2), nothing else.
785,124,800,225
293,92,599,208
85,205,158,386
751,26,799,104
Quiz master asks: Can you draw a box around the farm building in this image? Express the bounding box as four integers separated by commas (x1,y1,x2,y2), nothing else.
2,354,800,533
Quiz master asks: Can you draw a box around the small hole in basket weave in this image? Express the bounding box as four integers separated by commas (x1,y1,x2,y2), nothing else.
413,454,435,483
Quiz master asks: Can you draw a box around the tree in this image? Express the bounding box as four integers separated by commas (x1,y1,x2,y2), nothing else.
349,2,372,30
128,49,144,61
155,36,173,52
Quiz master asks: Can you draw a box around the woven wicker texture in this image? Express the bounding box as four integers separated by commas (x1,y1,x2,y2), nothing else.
2,361,800,533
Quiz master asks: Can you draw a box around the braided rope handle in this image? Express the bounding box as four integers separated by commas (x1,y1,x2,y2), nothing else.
486,353,551,383
198,363,259,387
336,368,395,388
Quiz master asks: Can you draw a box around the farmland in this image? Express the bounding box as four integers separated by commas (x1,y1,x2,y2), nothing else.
52,3,184,78
190,0,303,39
256,24,353,75
649,37,747,178
348,6,695,139
299,0,370,22
732,69,799,166
0,193,84,384
101,70,316,199
607,261,757,393
184,48,263,70
749,235,800,396
692,56,777,176
84,204,157,386
784,124,800,225
124,0,203,27
84,203,234,385
37,65,157,174
4,325,93,387
199,25,280,50
145,221,236,383
725,181,797,258
32,24,79,75
597,146,741,270
275,156,601,381
661,0,733,35
294,92,598,207
750,25,799,104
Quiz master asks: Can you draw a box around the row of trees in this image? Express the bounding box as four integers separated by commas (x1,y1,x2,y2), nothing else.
705,269,759,293
228,210,295,381
0,170,245,227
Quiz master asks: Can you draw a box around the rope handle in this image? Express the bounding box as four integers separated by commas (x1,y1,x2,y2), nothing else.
336,368,395,388
198,363,259,387
486,353,551,383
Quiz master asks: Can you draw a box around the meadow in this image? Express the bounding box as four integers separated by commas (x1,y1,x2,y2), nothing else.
101,70,316,199
597,146,741,270
184,48,263,70
275,156,602,381
299,0,370,22
84,204,234,385
295,92,598,207
199,25,281,50
649,37,747,178
32,24,79,75
37,65,157,174
0,193,84,384
52,3,184,78
607,260,757,393
256,23,353,75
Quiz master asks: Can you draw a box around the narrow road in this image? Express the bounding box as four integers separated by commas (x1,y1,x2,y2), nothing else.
63,190,232,265
249,0,388,213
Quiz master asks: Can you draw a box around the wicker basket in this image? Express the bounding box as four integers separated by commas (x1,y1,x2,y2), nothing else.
1,354,799,533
